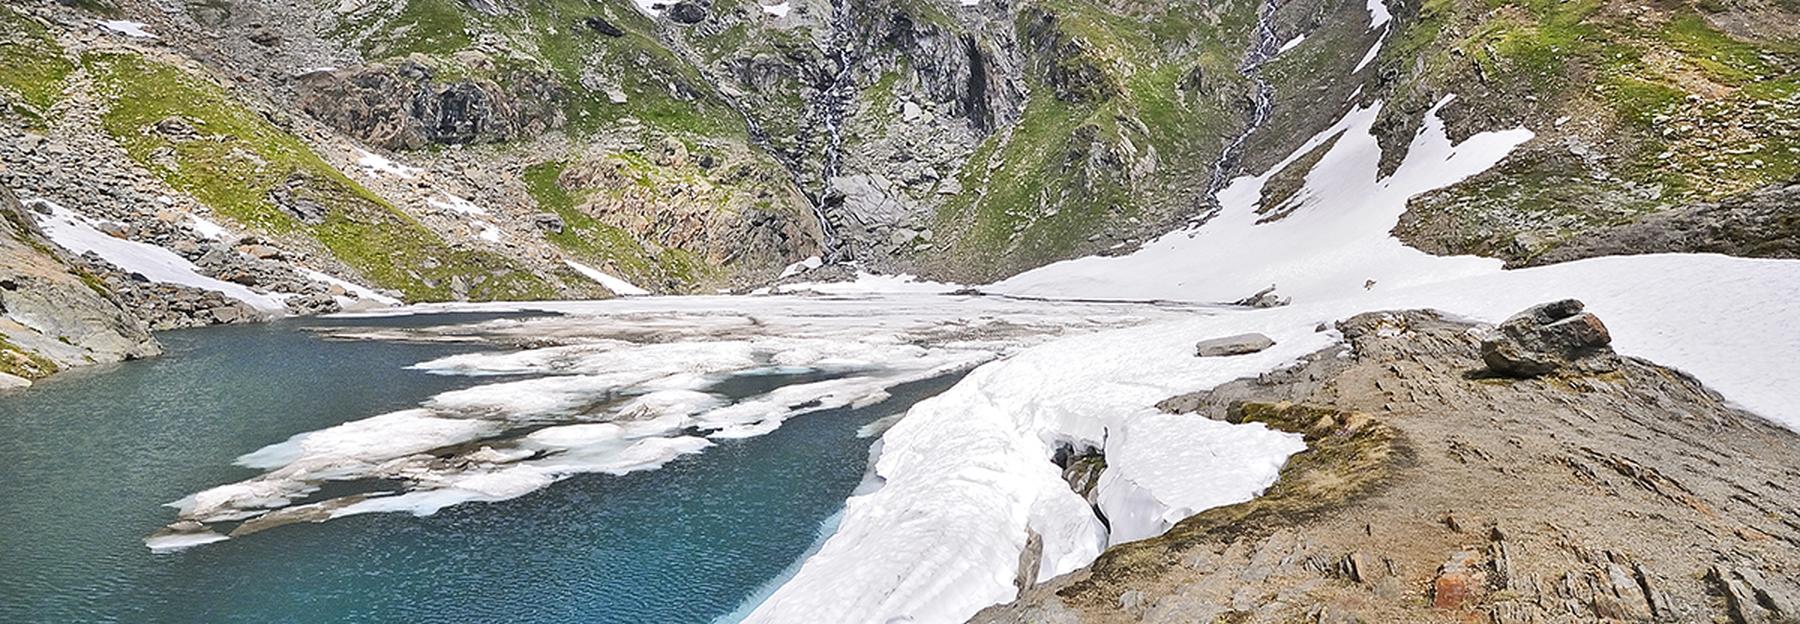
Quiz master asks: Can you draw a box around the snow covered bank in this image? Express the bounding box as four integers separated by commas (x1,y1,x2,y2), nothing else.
750,96,1800,622
159,294,1193,546
27,199,291,311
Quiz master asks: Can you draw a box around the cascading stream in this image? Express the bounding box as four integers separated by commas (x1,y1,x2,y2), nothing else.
1202,0,1281,209
804,0,862,264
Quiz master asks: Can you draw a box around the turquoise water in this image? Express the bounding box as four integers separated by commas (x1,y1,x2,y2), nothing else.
0,316,946,623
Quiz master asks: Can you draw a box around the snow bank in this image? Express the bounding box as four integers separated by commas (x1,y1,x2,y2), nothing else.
564,260,650,295
1278,34,1306,53
354,148,420,178
995,96,1529,304
754,94,1800,622
300,268,403,307
98,20,157,39
27,199,290,311
761,1,792,17
1365,0,1392,29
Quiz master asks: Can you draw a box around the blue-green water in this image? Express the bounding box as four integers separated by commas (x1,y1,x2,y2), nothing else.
0,317,944,623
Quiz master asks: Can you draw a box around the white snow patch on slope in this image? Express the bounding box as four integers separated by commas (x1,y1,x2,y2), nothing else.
98,20,157,39
1353,28,1387,73
354,148,420,178
778,255,823,279
427,192,488,216
27,199,289,311
1365,0,1392,29
761,1,791,16
187,213,229,240
997,96,1527,304
1278,34,1306,53
564,260,650,295
300,268,402,306
754,94,1800,621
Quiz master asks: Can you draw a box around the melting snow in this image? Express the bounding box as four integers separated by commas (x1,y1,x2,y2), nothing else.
564,260,650,296
300,268,402,307
187,213,229,240
354,148,420,178
1365,0,1392,29
27,199,289,311
761,1,791,16
98,20,157,39
426,192,487,216
1279,34,1306,53
778,255,823,279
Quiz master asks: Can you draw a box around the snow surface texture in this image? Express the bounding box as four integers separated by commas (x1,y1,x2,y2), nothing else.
156,295,1197,550
564,260,650,295
748,97,1800,622
98,20,157,39
27,199,291,311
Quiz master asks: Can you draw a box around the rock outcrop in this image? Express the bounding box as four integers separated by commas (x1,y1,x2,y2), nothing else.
978,309,1800,623
297,57,567,151
1479,299,1614,377
1194,333,1276,357
0,186,159,387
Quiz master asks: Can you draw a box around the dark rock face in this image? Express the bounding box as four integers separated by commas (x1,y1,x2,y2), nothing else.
667,2,707,24
266,175,329,225
1018,7,1117,105
1480,299,1613,377
297,60,567,151
582,16,625,37
1527,183,1800,267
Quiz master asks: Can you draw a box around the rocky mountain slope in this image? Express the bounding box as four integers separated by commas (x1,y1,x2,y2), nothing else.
975,305,1800,623
0,186,159,388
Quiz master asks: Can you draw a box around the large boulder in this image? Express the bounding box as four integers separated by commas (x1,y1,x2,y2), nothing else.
1480,299,1613,377
1195,333,1276,357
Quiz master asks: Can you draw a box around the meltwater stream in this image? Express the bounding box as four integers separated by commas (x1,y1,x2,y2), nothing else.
0,315,955,623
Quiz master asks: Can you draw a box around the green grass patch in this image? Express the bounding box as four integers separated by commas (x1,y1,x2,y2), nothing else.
0,335,59,380
0,5,74,123
87,52,552,302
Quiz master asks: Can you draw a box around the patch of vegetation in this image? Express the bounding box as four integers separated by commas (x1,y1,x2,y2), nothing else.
0,335,59,380
86,52,552,302
502,0,745,138
524,160,655,277
366,0,473,58
0,5,74,124
930,0,1253,278
1058,402,1405,605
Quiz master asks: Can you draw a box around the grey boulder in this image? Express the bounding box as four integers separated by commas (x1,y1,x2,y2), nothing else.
1481,299,1613,377
1195,333,1276,357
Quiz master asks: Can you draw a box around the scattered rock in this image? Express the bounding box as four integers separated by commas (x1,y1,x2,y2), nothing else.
583,16,625,36
1431,550,1486,609
667,1,707,24
1480,299,1614,377
1195,333,1276,357
1233,284,1290,308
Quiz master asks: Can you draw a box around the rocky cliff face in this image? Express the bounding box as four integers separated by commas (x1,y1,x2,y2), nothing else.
0,186,159,388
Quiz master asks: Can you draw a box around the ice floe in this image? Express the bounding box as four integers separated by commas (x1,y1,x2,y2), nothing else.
157,294,1193,545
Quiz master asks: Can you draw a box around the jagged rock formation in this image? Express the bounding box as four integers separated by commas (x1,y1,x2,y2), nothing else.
297,56,568,150
0,186,159,387
978,307,1800,623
